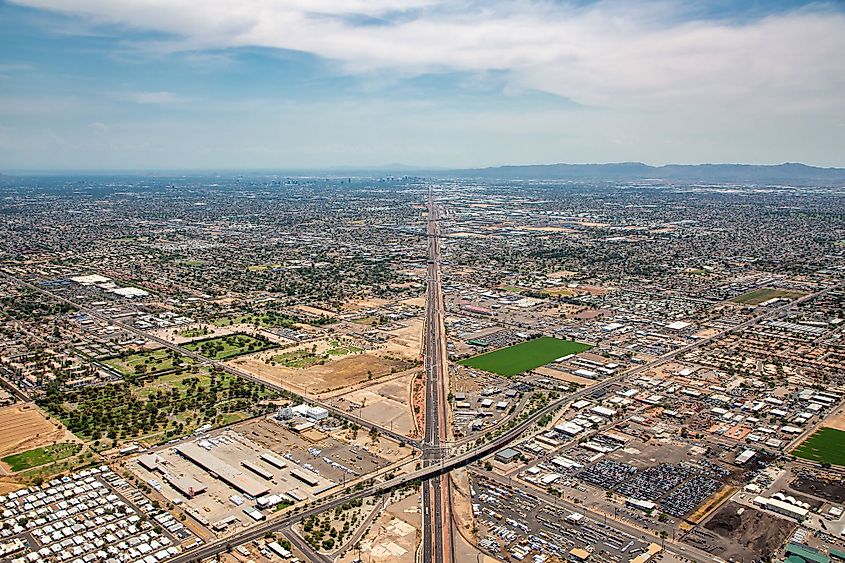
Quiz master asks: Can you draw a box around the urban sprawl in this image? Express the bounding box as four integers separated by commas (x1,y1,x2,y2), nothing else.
0,174,844,563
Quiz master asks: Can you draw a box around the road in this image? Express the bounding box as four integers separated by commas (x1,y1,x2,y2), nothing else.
0,270,420,450
1,227,839,562
421,186,453,563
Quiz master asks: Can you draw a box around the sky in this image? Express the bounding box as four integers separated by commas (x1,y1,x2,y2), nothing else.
0,0,844,171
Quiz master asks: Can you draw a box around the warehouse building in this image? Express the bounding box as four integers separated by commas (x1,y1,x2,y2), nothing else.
175,442,270,498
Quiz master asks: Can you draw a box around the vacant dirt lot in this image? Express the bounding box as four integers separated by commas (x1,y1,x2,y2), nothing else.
380,319,423,360
0,404,68,459
234,353,414,394
338,493,419,563
822,408,845,432
703,502,795,561
337,374,416,436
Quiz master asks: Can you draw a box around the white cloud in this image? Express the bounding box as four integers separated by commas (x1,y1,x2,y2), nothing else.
88,121,110,133
10,0,845,114
124,91,189,104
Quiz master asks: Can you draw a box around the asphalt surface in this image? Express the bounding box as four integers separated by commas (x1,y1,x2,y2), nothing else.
0,270,420,450
2,227,839,563
422,187,452,563
474,468,723,562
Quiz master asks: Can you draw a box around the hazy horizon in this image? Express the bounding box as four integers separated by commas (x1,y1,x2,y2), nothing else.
2,0,844,170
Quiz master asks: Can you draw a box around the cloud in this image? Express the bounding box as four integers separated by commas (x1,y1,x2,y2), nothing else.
88,121,110,133
123,91,190,104
9,0,845,114
0,62,34,72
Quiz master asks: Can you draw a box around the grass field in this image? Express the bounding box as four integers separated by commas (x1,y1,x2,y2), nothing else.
184,333,277,360
103,348,194,376
211,313,296,328
732,288,806,305
793,427,845,466
180,326,211,338
459,336,593,377
326,340,363,356
542,287,576,297
271,349,326,368
2,443,81,471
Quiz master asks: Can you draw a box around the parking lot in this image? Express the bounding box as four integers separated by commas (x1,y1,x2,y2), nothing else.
471,474,653,562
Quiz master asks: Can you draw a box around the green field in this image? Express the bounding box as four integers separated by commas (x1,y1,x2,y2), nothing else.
271,349,326,368
211,313,296,328
732,287,806,305
103,348,194,377
2,443,82,471
459,336,593,377
183,333,277,360
793,427,845,466
180,326,212,338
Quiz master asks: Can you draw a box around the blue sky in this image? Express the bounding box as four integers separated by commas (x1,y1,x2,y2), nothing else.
1,0,843,170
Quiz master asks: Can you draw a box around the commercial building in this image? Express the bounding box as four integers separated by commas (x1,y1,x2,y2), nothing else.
494,448,520,464
175,442,270,498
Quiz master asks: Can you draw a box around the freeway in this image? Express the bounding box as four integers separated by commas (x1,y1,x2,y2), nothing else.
421,186,454,563
0,270,420,450
2,239,839,562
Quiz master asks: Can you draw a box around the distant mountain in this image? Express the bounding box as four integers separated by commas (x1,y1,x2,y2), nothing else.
438,162,845,185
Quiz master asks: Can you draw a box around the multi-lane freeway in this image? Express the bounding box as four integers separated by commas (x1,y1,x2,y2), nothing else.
421,187,453,563
2,205,840,563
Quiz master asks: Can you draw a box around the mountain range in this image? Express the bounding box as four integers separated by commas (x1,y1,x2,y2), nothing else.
435,162,845,184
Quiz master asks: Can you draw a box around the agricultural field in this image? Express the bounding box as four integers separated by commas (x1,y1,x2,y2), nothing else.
2,443,81,472
459,336,593,377
792,427,845,466
731,288,806,305
183,332,277,360
0,404,67,458
37,368,277,446
103,348,194,378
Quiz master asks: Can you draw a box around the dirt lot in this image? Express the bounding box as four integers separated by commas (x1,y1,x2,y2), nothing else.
790,472,845,504
702,502,796,561
380,319,423,360
534,366,597,387
233,353,414,394
0,404,71,459
332,373,416,436
821,408,845,432
341,297,391,312
338,492,419,563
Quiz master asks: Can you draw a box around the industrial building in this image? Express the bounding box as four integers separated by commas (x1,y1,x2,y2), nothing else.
175,442,270,498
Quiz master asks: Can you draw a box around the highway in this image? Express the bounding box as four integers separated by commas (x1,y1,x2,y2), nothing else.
421,186,453,563
2,226,839,562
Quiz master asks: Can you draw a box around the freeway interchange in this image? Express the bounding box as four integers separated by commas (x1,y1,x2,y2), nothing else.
1,199,839,563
